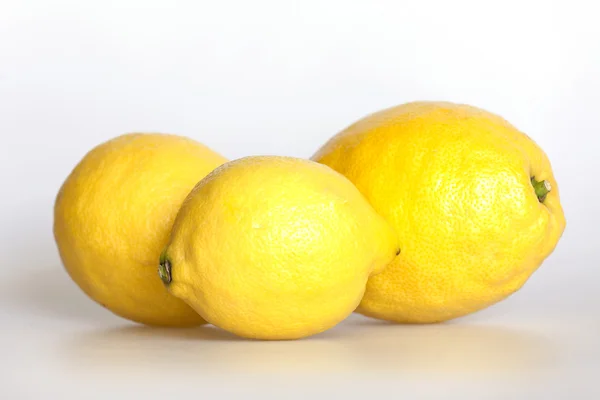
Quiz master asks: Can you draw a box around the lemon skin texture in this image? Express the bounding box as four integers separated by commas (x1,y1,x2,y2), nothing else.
161,156,400,340
54,133,227,327
312,101,566,323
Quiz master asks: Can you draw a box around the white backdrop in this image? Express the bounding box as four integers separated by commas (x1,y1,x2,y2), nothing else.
0,0,598,398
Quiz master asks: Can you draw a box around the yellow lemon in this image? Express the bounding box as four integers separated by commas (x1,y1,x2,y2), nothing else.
159,156,400,340
312,101,566,323
54,133,227,326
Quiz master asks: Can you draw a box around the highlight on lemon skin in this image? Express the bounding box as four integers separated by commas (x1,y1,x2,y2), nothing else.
312,101,566,324
159,155,400,340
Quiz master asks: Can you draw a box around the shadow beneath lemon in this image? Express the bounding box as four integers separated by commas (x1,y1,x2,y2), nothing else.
61,315,558,377
343,316,558,376
3,266,119,325
61,323,357,376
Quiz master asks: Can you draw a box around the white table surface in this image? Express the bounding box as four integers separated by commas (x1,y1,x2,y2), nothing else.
2,0,599,398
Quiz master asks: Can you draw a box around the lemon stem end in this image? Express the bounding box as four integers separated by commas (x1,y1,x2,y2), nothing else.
531,178,551,202
158,250,172,285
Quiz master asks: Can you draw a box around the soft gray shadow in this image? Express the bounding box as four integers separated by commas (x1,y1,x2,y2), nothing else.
4,266,120,324
343,316,560,376
60,314,559,377
95,324,240,341
61,324,356,375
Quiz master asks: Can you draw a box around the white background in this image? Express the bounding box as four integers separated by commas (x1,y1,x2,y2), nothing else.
0,0,598,398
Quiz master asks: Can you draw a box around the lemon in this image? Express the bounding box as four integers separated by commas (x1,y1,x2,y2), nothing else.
54,133,227,326
159,156,400,340
312,101,566,323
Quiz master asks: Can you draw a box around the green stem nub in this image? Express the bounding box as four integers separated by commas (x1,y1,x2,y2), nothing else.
531,177,552,202
158,250,172,285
